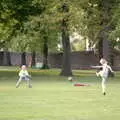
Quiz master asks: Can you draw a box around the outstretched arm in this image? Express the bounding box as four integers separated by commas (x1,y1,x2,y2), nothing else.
108,65,114,72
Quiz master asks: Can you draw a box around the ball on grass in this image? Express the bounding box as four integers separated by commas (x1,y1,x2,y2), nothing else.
68,76,73,82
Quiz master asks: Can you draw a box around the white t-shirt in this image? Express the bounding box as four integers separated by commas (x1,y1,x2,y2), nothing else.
100,63,112,78
19,70,29,77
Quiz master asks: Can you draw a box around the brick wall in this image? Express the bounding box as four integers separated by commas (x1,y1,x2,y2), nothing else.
0,51,120,70
48,51,99,69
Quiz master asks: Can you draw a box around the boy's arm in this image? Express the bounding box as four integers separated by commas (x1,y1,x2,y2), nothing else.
19,71,22,76
108,65,114,72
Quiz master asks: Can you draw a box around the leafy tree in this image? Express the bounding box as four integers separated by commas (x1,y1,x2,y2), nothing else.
109,1,120,51
44,0,90,76
97,0,117,64
81,0,117,64
0,0,44,65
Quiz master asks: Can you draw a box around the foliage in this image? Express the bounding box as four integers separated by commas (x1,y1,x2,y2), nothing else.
108,1,120,51
0,0,43,51
0,0,119,52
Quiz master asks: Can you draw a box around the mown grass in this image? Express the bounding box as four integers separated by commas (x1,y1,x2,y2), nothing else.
0,67,120,120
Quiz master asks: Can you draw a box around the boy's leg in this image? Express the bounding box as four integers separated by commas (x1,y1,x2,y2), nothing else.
16,77,22,88
101,77,107,95
96,72,100,76
96,71,103,77
26,77,32,88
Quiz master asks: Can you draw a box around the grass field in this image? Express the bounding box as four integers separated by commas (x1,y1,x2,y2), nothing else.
0,67,120,120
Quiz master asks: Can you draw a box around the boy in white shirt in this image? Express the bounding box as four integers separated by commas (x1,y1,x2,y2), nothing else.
16,65,32,88
92,58,114,95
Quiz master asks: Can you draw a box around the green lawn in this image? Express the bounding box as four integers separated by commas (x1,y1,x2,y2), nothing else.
0,67,120,120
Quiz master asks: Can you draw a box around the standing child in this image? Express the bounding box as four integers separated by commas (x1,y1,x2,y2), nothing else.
92,58,114,95
16,65,32,88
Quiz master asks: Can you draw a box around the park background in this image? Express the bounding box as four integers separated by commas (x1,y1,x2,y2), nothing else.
1,0,120,120
0,0,120,76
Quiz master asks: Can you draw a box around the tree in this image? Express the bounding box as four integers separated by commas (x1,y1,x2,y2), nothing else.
109,1,120,51
81,0,117,64
0,1,18,65
31,51,36,67
1,0,118,69
59,3,72,76
97,0,117,64
42,0,90,76
16,0,60,68
0,0,45,66
0,0,46,66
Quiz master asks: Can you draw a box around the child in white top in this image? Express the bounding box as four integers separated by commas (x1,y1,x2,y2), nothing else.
16,65,32,88
92,58,114,95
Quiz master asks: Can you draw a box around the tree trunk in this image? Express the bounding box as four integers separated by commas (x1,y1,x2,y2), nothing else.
60,28,72,76
109,44,114,66
98,36,103,59
60,3,72,76
31,51,36,67
21,52,26,65
41,39,49,69
98,30,111,62
103,38,110,61
0,52,4,65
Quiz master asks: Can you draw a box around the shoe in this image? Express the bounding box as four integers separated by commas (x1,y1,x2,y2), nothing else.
103,92,106,95
29,85,32,88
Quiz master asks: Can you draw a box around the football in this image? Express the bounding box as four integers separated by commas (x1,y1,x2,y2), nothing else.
68,76,73,81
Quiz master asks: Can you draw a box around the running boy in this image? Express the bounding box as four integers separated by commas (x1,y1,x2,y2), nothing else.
92,58,114,95
16,65,32,88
